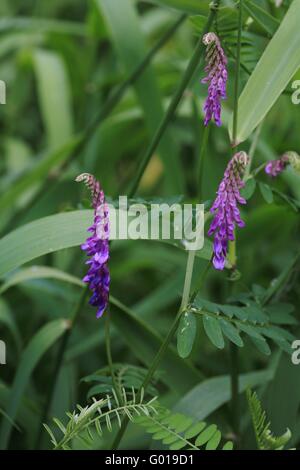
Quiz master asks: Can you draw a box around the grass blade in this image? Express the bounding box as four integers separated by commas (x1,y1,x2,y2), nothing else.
0,319,69,449
229,0,300,144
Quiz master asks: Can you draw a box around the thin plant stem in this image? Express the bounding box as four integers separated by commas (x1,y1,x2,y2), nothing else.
244,121,264,180
198,125,210,201
229,341,239,435
252,162,267,177
143,249,197,393
35,286,89,449
111,249,197,450
232,0,243,148
180,250,197,310
228,0,243,439
105,310,123,405
228,238,237,269
128,1,221,198
3,13,187,234
190,260,211,304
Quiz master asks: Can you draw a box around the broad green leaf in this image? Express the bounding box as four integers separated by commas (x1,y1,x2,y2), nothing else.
175,369,274,420
244,0,279,36
264,354,300,439
202,315,224,349
4,138,31,173
259,182,274,204
0,382,38,438
134,271,185,316
0,32,44,59
139,0,209,15
0,210,92,277
0,319,69,449
0,17,87,36
177,311,197,358
229,0,300,144
0,266,84,294
110,296,202,394
33,49,74,149
0,210,211,278
98,0,182,192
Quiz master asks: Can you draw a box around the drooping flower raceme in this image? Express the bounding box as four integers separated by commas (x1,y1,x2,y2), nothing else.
265,154,289,178
208,152,249,271
202,32,228,127
76,173,110,318
265,151,300,177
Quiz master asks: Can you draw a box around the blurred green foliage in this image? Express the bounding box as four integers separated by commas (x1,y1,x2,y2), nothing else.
0,0,299,451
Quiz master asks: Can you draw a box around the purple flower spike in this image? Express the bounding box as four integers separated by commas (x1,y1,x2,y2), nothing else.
202,32,228,127
76,173,110,318
208,152,249,271
265,154,290,178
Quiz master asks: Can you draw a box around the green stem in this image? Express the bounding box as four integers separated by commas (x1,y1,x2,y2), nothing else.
232,0,243,147
180,250,197,310
105,311,122,400
128,2,221,198
35,286,89,449
111,248,197,450
229,342,239,436
228,238,237,269
198,125,210,201
252,162,267,177
190,260,211,304
244,121,263,180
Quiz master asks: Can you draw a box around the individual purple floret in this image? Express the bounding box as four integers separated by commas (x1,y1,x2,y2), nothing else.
202,32,228,127
76,173,110,318
208,152,249,270
265,154,290,177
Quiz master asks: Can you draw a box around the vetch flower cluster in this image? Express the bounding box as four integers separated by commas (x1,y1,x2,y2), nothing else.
202,32,228,127
265,151,300,177
76,173,110,318
265,154,289,178
208,151,249,270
